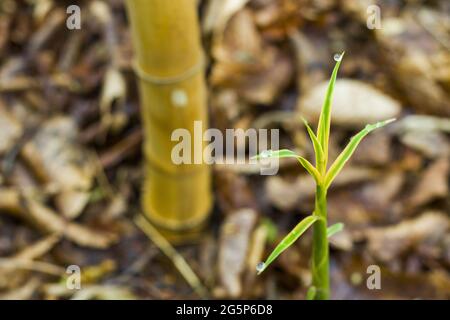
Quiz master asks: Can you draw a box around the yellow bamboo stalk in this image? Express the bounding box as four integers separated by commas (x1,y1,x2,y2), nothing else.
126,0,212,240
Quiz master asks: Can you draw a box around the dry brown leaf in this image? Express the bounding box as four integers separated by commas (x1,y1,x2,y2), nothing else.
265,175,314,212
14,233,61,260
252,0,303,40
218,208,257,298
400,130,449,159
366,211,449,262
21,117,94,218
299,79,401,128
266,167,379,212
361,171,405,208
54,191,90,220
71,285,135,300
353,131,392,166
239,49,293,105
211,9,293,105
376,10,450,116
0,188,22,214
0,189,116,249
0,234,60,291
215,172,256,213
202,0,251,36
99,67,127,133
0,258,63,276
212,8,263,64
329,229,353,251
0,277,40,300
0,101,22,155
328,191,373,228
289,30,330,93
22,196,117,249
42,283,135,300
396,115,450,158
408,157,449,208
396,115,450,133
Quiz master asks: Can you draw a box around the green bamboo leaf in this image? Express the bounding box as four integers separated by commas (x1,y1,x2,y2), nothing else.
316,52,344,165
324,118,396,189
302,117,324,171
297,157,321,183
306,286,317,300
252,149,321,182
327,222,344,238
257,215,319,275
251,149,298,160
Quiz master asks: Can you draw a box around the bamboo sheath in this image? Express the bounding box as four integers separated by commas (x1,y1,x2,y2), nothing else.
126,0,212,236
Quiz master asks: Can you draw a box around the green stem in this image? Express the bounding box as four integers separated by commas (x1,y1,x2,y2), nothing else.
312,185,330,299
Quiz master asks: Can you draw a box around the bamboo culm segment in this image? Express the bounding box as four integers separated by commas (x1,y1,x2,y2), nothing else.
126,0,212,233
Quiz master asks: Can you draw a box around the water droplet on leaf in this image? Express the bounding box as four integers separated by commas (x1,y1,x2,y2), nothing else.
256,262,265,272
259,150,273,159
333,53,343,62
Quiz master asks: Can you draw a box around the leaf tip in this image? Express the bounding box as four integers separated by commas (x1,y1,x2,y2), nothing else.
300,116,308,125
256,262,266,275
333,51,345,62
385,118,396,125
251,150,274,160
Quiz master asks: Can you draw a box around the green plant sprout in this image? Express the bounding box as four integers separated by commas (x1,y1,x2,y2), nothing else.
253,52,395,300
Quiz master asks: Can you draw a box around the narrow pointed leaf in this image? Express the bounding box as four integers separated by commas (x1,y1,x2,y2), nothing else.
327,222,344,238
251,149,300,160
252,149,321,183
316,52,344,165
257,215,319,275
324,118,396,188
296,157,321,183
302,117,324,171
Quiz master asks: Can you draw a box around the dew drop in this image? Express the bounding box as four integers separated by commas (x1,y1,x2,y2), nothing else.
333,53,343,62
256,262,265,272
259,150,273,159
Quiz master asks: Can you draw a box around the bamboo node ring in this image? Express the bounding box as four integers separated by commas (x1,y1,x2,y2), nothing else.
132,58,205,85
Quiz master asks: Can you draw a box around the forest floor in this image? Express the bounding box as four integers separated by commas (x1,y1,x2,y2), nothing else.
0,0,449,299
